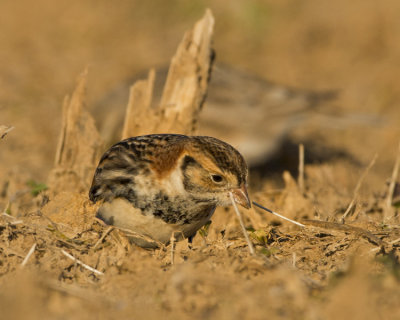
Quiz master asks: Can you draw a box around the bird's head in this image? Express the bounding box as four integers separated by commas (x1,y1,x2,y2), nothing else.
90,134,250,210
178,136,251,209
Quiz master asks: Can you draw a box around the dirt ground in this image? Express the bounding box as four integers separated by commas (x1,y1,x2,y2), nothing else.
1,1,400,319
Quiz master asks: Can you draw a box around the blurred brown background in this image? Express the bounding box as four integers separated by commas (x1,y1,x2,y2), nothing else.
1,2,400,319
1,0,400,184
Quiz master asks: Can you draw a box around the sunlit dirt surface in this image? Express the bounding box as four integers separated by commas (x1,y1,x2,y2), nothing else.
1,1,400,319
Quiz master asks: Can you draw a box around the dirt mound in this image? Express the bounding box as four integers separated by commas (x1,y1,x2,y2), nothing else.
1,166,400,319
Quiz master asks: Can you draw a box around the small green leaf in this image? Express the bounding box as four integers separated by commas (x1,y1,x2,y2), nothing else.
26,179,48,196
258,247,279,257
198,220,212,238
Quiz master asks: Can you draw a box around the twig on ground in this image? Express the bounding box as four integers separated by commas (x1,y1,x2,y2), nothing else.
229,192,255,255
292,252,297,268
170,233,176,265
385,141,400,220
0,125,14,139
370,237,400,252
298,144,305,193
1,211,23,225
390,237,400,245
252,201,306,227
61,249,104,276
303,219,383,246
93,226,114,250
21,243,37,267
341,154,378,221
8,220,23,225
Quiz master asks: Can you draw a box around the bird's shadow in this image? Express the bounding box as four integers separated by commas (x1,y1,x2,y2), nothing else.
249,136,361,187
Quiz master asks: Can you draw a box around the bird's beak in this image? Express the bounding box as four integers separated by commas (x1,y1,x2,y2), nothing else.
231,184,251,209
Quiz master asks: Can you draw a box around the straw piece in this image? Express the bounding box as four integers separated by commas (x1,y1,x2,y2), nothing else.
93,226,114,250
385,141,400,219
229,192,255,255
0,125,14,139
21,243,37,267
298,144,305,193
252,201,306,227
341,154,377,221
61,249,104,276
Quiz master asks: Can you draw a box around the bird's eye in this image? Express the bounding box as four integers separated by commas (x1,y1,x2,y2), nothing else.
211,174,223,183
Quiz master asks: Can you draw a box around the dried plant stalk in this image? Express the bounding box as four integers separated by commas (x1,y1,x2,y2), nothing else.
21,243,36,267
252,201,306,227
0,125,14,139
385,141,400,219
341,154,377,221
229,192,255,255
122,9,215,138
48,68,103,192
61,249,104,276
298,144,305,192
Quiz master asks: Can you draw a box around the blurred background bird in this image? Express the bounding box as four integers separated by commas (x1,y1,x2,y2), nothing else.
94,63,382,182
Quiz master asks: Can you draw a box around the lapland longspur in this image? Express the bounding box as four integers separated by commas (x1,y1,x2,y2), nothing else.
89,134,250,248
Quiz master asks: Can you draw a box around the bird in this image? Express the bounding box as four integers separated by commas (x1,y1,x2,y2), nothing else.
89,134,250,248
94,64,338,166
